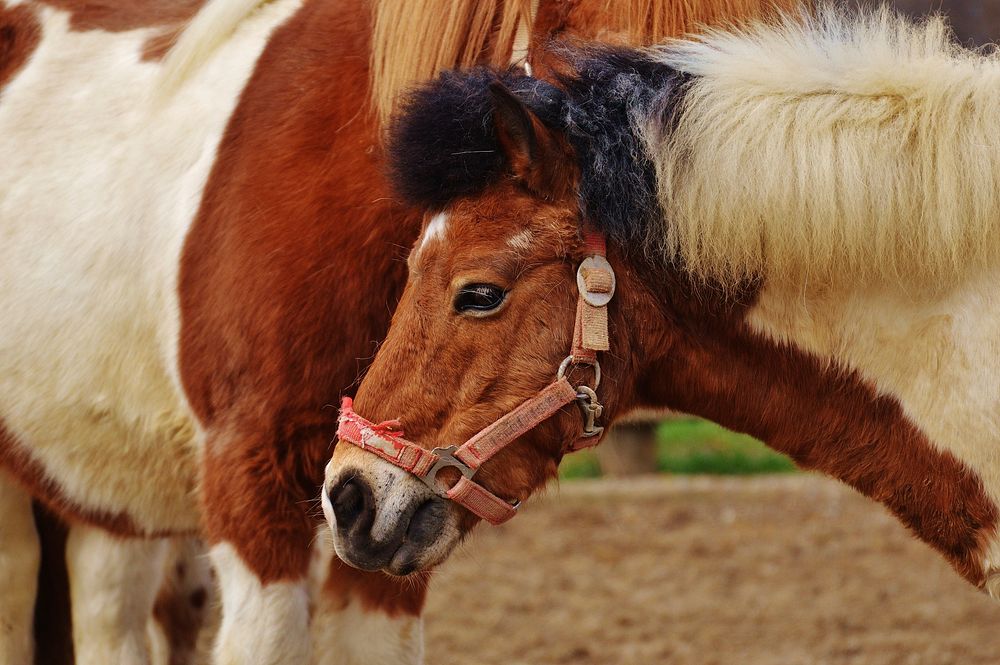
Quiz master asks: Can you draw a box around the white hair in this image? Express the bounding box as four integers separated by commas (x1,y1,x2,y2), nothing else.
645,7,1000,290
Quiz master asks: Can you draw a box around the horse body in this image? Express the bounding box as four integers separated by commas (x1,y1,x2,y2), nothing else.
0,0,299,533
325,7,1000,617
0,0,371,661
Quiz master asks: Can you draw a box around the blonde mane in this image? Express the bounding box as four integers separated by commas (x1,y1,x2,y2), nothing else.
370,0,531,128
649,8,1000,289
370,0,799,127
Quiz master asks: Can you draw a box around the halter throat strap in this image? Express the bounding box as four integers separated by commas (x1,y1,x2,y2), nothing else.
337,231,614,525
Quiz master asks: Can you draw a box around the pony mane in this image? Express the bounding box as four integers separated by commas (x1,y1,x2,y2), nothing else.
386,47,683,248
369,0,798,128
371,0,531,129
647,7,1000,288
385,68,549,208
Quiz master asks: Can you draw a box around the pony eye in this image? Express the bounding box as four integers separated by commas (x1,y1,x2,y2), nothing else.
454,283,507,314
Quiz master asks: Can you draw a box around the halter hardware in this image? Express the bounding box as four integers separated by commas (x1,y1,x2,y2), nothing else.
575,386,604,439
337,231,615,525
418,445,476,497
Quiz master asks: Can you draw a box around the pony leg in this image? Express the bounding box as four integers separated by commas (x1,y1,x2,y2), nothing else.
148,538,214,665
0,473,39,665
209,543,310,665
66,525,169,665
309,534,426,665
202,442,313,665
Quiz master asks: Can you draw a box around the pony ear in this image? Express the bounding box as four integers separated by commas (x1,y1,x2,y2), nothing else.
489,81,576,200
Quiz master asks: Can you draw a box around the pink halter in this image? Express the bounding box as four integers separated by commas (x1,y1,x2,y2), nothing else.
337,232,615,525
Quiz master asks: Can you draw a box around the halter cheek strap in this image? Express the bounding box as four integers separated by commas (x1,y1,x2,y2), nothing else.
337,231,615,525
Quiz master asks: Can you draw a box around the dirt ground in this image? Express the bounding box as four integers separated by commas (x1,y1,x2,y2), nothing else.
423,475,1000,665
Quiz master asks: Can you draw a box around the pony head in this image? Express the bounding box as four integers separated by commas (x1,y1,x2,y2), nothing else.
323,53,682,574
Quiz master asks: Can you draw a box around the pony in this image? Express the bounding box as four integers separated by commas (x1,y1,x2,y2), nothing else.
0,0,795,663
324,6,1000,614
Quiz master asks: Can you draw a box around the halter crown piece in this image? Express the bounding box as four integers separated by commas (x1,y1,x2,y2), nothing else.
337,231,615,525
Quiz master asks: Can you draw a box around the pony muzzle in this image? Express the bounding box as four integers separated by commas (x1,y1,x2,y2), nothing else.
323,447,463,575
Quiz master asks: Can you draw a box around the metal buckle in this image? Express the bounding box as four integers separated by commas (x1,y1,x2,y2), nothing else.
557,355,601,390
575,385,604,438
557,357,605,438
418,445,476,497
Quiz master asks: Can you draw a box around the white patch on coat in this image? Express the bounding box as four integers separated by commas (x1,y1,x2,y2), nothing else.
0,0,302,532
0,474,39,665
506,229,534,251
211,542,310,665
414,212,448,256
748,269,1000,525
66,525,170,665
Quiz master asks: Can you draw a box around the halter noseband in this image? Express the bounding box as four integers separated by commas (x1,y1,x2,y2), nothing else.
337,232,615,525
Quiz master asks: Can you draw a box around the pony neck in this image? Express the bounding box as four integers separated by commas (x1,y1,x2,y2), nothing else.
622,264,1000,589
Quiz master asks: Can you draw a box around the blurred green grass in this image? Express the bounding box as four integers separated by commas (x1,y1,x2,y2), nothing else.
559,417,796,479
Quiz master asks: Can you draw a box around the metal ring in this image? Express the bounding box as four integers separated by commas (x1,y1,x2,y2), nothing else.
556,355,601,390
577,256,616,307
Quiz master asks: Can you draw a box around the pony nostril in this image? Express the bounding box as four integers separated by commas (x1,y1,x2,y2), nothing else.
330,477,373,532
406,498,446,545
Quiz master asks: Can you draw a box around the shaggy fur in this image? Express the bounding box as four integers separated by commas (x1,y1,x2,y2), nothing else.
387,69,566,208
560,47,685,249
650,7,1000,289
387,48,683,247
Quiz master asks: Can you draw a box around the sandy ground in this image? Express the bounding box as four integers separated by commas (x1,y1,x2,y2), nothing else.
422,475,1000,665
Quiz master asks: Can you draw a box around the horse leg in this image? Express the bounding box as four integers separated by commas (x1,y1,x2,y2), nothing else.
308,533,427,665
66,525,169,665
202,438,313,665
0,473,39,665
149,538,214,665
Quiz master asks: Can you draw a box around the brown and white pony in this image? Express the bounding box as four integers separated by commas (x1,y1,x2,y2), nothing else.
325,7,1000,614
0,0,794,663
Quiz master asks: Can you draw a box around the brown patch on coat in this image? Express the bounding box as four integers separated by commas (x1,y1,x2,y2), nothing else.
141,26,184,61
324,556,429,616
0,421,144,535
0,4,41,93
35,0,205,62
37,0,204,32
179,0,422,596
152,542,211,665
